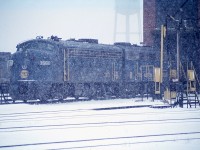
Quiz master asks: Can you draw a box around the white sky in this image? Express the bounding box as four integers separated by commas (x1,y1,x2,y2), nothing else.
0,0,143,53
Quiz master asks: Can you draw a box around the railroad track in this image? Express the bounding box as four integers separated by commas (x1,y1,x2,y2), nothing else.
0,132,200,149
1,105,200,149
0,103,199,117
1,117,200,133
0,107,200,123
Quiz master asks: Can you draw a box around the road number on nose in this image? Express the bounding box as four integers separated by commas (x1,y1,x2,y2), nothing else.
40,61,51,65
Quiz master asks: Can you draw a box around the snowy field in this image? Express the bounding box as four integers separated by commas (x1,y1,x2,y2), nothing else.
0,98,200,150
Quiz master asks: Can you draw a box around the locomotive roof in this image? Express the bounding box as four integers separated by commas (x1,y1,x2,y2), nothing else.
61,39,155,52
17,38,155,52
16,39,58,48
17,38,122,52
60,40,123,52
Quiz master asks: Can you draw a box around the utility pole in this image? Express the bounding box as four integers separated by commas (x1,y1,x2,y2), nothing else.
176,27,180,82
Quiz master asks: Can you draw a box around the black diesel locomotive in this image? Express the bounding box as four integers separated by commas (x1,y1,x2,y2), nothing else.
0,52,12,83
0,52,12,101
10,36,159,102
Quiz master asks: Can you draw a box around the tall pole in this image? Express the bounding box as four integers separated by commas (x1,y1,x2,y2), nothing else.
177,29,180,81
160,25,165,83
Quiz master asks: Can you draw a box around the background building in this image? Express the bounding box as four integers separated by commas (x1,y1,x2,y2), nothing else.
143,0,200,79
143,0,200,46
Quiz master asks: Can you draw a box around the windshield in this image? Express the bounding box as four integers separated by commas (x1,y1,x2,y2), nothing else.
18,41,56,51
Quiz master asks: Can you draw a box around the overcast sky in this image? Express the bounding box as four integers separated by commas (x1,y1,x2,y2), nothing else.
0,0,143,53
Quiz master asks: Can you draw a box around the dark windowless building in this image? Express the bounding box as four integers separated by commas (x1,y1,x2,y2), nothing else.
143,0,200,78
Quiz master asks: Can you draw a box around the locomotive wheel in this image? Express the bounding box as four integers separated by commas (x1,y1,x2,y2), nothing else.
4,98,14,104
75,95,79,100
40,98,48,103
113,86,120,98
40,95,48,103
83,84,94,100
56,93,64,102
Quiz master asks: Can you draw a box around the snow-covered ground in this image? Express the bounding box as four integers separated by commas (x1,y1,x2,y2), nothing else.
0,98,200,150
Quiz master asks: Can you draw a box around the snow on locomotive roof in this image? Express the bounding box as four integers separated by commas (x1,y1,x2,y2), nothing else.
17,38,121,52
61,39,154,53
16,38,58,48
61,40,123,52
16,37,154,53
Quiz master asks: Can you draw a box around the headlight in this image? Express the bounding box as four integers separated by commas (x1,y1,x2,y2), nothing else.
20,70,29,79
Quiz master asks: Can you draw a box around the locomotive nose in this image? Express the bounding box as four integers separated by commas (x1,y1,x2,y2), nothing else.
11,49,34,80
10,49,37,101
